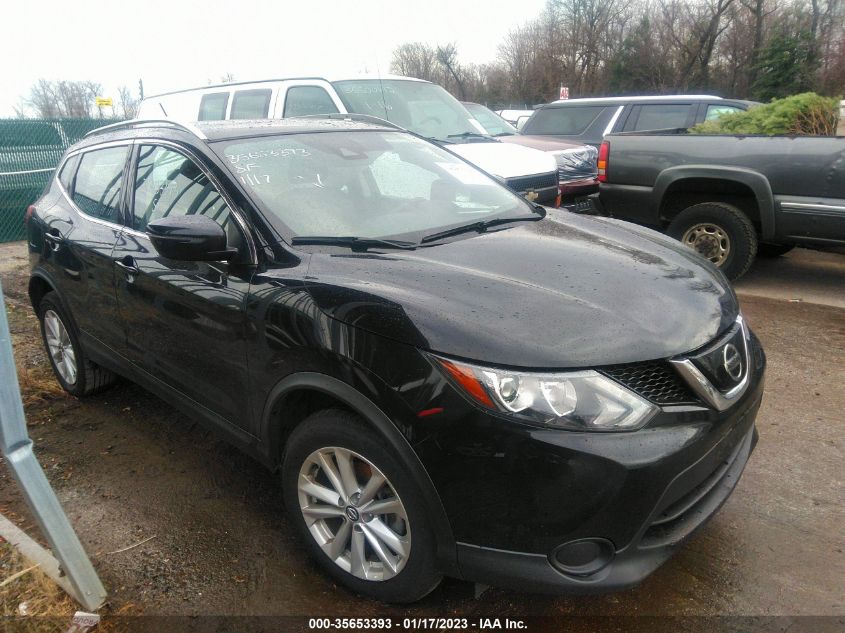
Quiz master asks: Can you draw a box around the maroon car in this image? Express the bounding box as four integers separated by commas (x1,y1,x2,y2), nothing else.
462,101,599,199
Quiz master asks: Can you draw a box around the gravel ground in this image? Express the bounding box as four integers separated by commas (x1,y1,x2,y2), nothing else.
0,241,843,628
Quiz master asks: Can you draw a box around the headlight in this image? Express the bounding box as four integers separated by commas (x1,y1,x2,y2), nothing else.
435,357,657,431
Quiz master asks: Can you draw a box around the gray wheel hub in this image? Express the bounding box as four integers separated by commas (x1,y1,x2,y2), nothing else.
681,223,731,266
43,309,77,385
297,447,411,581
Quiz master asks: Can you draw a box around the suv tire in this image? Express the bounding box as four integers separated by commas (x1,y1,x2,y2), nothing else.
667,202,758,281
37,292,116,397
282,409,442,603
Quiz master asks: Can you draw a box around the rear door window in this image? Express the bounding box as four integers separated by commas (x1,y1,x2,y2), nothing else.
230,89,272,119
522,106,609,135
283,86,339,117
198,92,229,121
705,104,743,121
626,104,693,131
72,146,129,223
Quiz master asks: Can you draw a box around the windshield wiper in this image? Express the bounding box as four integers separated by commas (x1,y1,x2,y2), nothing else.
420,214,543,245
446,132,498,142
493,132,516,137
291,236,418,251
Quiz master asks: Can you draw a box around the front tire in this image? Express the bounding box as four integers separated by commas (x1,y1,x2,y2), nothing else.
38,292,116,397
667,202,758,281
282,409,442,603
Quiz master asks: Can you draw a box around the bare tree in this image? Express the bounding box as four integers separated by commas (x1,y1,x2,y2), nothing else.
116,85,140,118
390,43,439,81
25,79,102,118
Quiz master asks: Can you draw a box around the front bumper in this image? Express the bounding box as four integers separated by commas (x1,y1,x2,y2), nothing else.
410,333,766,593
455,419,758,593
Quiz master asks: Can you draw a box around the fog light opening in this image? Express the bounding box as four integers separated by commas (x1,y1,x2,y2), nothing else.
551,538,615,577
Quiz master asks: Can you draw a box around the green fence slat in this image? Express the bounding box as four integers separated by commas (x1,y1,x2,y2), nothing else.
0,118,125,243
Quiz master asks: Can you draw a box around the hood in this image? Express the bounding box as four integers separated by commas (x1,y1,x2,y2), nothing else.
303,212,739,368
308,211,738,369
449,142,558,179
498,135,585,152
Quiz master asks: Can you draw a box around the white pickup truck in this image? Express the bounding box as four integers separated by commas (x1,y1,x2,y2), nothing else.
137,75,561,205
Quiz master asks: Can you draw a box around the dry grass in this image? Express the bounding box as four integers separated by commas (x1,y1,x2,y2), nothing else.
0,540,76,631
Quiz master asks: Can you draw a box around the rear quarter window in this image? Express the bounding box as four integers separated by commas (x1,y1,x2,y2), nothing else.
523,106,609,135
58,154,80,191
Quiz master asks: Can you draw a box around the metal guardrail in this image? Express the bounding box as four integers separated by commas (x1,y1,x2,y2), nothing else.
0,281,106,610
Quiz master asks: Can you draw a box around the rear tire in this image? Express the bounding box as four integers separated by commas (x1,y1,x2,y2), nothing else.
282,409,442,603
757,242,795,257
37,292,116,397
667,202,757,281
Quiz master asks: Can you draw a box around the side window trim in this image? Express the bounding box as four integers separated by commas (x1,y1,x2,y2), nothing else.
125,138,258,265
64,141,132,228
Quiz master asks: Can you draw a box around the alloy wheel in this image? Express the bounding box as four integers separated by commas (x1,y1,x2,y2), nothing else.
297,447,411,581
43,309,77,385
681,223,731,266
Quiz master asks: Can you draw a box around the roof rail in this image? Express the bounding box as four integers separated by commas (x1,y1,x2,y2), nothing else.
291,113,405,131
83,119,208,140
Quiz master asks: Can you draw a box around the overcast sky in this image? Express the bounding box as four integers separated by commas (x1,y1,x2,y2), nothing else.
1,0,546,116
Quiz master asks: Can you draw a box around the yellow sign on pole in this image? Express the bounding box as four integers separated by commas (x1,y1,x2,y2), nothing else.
95,97,113,108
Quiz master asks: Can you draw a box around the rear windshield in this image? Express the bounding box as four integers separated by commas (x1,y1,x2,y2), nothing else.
523,106,609,136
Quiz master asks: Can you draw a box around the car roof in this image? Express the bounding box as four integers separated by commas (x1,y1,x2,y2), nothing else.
146,74,427,99
74,117,401,148
546,95,723,107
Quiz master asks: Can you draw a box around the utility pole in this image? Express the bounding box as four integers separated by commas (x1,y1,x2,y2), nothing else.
138,78,144,100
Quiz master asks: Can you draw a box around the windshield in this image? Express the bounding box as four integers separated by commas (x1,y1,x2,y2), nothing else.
332,80,488,143
463,103,517,136
215,131,531,242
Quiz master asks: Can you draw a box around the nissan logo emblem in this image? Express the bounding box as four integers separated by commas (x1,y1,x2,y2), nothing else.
723,343,743,381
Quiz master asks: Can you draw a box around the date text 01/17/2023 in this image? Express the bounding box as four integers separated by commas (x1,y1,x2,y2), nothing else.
308,618,528,630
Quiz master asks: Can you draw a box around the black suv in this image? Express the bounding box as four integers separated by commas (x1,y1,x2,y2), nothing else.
521,96,756,148
27,117,764,603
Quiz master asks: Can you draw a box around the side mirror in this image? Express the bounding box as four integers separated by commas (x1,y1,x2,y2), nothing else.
146,215,237,262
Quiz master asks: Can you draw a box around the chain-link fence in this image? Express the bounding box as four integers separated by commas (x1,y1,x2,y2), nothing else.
0,119,123,243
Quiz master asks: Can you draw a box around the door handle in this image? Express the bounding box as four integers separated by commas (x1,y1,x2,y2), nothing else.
44,232,64,251
115,258,140,275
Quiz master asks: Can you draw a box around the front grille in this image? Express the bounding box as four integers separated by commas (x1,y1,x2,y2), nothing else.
505,172,558,193
600,361,699,406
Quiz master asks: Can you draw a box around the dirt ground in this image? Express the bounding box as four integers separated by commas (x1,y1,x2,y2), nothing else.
0,241,843,628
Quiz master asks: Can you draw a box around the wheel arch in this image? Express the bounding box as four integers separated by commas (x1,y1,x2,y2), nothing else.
28,270,57,313
653,166,775,239
262,372,458,574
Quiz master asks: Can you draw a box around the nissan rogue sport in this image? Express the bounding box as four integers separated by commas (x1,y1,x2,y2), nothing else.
27,116,764,603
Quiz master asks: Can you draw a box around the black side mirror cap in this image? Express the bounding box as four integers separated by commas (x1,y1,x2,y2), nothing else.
146,215,237,262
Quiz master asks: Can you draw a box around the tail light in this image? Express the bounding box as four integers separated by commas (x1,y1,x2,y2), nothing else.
24,205,36,225
597,142,609,183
